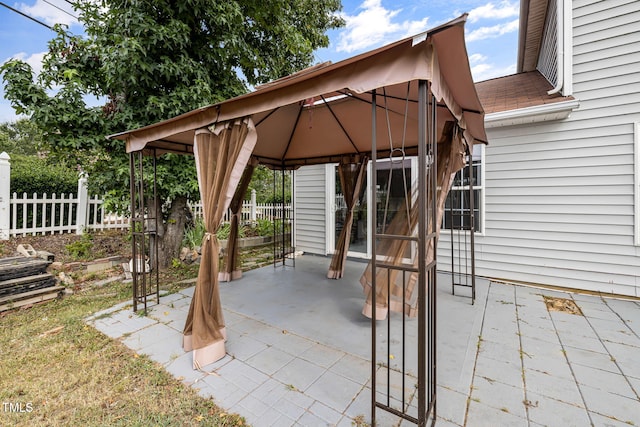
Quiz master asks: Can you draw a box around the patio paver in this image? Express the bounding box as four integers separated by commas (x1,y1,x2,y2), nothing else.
86,255,640,426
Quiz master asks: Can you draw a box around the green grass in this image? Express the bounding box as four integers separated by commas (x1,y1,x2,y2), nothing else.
0,280,246,427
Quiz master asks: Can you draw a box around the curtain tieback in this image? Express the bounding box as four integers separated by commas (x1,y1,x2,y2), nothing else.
204,232,215,241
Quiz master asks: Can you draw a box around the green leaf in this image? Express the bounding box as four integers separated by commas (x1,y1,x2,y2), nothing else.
62,68,79,81
1,0,343,258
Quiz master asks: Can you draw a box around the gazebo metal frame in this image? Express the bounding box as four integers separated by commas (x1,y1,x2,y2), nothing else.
114,16,486,426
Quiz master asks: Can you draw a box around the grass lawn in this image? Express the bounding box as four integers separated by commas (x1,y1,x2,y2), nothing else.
0,271,246,426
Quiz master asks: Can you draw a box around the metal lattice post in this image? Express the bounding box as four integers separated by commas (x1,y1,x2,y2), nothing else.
129,150,159,313
450,146,476,304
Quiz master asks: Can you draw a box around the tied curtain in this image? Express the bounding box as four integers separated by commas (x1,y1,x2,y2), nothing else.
219,157,259,282
183,118,257,369
360,126,466,319
328,155,368,279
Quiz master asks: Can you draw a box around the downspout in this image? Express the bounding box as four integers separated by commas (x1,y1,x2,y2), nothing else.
547,0,564,95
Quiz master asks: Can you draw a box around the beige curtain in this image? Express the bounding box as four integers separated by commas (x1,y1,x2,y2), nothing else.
328,155,368,279
361,125,466,319
219,158,259,282
183,117,257,369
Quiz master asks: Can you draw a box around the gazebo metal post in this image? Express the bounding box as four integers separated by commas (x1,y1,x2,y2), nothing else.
449,146,476,304
370,88,378,427
129,149,159,313
272,168,276,267
370,80,437,426
469,150,476,302
290,169,296,268
419,79,438,426
272,167,294,269
281,167,293,267
281,167,285,264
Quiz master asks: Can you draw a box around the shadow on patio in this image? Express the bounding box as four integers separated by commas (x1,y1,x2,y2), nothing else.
87,255,640,426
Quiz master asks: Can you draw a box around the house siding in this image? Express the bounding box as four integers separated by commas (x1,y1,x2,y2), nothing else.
439,0,640,296
294,0,640,296
294,165,327,255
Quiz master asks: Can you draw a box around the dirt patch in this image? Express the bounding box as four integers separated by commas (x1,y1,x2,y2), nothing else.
543,296,583,315
0,230,130,264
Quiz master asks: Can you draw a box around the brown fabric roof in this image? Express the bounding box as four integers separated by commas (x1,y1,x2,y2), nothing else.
475,71,574,114
110,15,487,167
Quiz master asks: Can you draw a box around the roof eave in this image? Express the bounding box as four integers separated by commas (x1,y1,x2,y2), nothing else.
484,98,579,128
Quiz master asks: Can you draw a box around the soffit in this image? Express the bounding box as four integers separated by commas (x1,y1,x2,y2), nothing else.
518,0,550,72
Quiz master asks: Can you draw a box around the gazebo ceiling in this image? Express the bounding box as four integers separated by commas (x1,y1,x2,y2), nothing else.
109,14,487,168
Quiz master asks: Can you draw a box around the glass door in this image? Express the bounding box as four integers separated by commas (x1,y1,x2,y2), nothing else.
331,158,416,259
374,158,415,261
334,165,369,257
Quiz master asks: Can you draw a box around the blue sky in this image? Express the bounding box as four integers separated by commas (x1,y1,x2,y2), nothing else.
0,0,520,123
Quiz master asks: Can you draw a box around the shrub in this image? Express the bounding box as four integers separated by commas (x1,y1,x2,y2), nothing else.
250,219,292,237
215,222,245,241
65,234,94,260
182,217,206,249
183,217,251,247
255,218,274,236
8,155,80,230
10,154,78,196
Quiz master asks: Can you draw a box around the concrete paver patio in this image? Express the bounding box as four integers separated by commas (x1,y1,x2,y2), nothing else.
86,256,640,426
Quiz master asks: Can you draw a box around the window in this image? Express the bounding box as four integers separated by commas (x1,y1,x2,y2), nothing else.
444,144,483,233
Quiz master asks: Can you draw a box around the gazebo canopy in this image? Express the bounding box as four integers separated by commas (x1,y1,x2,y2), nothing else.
109,14,486,167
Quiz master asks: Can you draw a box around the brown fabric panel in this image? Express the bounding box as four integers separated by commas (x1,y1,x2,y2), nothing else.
398,127,466,315
116,16,487,157
328,155,368,279
183,118,257,357
220,157,258,281
360,125,466,318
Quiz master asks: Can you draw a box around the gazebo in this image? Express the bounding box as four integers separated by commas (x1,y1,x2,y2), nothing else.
110,15,486,427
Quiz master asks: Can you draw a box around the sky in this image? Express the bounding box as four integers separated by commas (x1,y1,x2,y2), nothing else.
0,0,520,123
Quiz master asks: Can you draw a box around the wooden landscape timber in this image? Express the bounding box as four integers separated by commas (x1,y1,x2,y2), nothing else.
0,255,62,312
0,257,51,281
0,285,64,312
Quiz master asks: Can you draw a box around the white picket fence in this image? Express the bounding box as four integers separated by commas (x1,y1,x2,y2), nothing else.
0,154,291,239
189,189,293,223
6,191,130,238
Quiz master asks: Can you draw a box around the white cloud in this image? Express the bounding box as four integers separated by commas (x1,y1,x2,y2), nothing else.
0,102,24,124
336,0,430,53
468,53,487,64
471,61,516,81
0,52,46,123
17,0,78,27
12,51,46,76
470,63,493,78
468,1,519,23
466,19,519,42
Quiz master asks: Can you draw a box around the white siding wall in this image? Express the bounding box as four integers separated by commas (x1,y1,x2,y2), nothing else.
439,0,640,296
294,165,328,255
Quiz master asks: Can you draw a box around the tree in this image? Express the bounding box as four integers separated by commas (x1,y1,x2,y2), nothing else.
1,0,343,268
0,119,44,156
249,166,292,204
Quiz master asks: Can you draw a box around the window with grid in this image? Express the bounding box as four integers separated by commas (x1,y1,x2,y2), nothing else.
444,144,483,233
